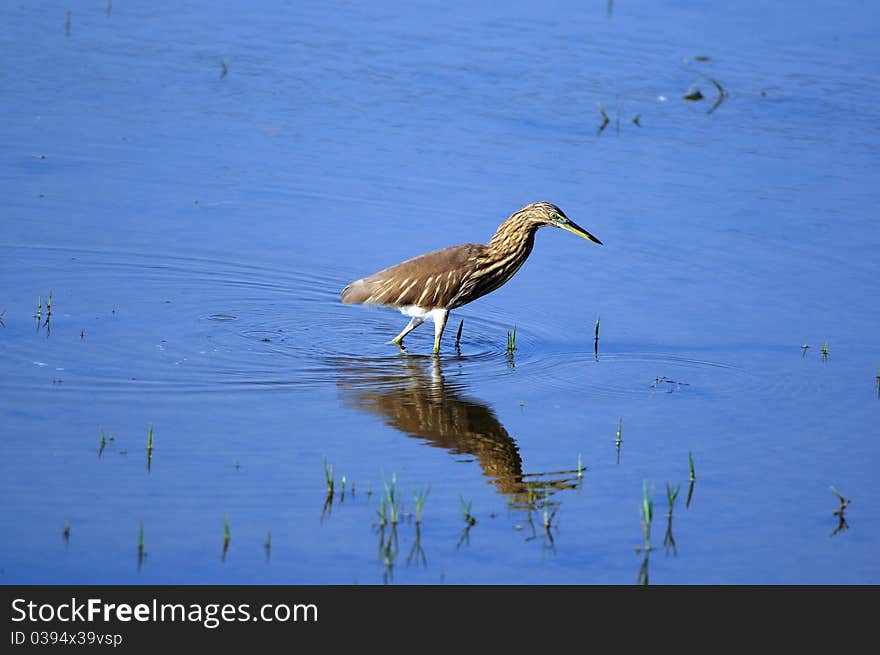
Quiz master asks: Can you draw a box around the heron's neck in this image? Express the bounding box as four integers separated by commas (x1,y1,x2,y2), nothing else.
448,213,541,307
486,213,539,263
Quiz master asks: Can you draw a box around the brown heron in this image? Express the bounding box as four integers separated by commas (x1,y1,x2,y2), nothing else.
340,201,602,353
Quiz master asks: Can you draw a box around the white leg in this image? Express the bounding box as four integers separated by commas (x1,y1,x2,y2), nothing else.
391,316,425,349
432,309,449,354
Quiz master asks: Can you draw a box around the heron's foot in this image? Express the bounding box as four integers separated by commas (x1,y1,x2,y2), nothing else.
390,337,406,351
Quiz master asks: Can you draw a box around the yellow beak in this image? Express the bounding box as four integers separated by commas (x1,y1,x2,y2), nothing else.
559,220,603,245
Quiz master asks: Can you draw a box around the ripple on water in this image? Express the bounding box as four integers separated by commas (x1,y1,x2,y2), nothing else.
508,346,825,401
0,244,533,395
0,244,805,400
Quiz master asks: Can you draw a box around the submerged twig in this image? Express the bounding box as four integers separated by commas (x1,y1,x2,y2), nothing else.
597,102,610,134
830,486,851,537
222,514,231,561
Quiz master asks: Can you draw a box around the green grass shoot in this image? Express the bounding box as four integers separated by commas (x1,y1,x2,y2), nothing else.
666,483,680,517
383,473,400,525
594,316,600,342
830,486,850,508
801,339,810,356
413,485,430,524
642,483,654,527
615,417,623,448
146,425,153,472
376,497,387,527
526,482,538,508
506,326,517,352
46,291,52,318
637,553,649,586
223,514,230,547
688,451,696,481
455,320,464,348
264,530,271,551
137,521,145,570
577,453,584,479
640,482,654,549
323,457,334,495
542,505,557,532
62,520,70,540
460,496,476,525
821,339,829,361
830,486,851,526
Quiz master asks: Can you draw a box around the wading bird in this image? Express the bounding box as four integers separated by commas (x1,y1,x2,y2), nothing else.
340,201,602,353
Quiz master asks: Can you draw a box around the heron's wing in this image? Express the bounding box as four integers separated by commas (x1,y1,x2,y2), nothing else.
341,243,484,309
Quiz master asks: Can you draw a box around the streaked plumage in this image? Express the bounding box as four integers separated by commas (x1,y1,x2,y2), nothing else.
341,201,602,353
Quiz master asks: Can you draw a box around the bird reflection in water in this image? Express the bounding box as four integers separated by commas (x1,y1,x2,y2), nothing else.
333,354,582,509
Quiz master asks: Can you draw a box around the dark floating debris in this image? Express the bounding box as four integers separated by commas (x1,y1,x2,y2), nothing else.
651,376,690,393
683,76,727,113
694,55,712,62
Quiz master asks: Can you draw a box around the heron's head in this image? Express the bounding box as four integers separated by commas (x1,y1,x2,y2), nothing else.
525,201,603,245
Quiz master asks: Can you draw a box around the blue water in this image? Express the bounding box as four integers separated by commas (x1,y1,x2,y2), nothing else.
1,0,878,584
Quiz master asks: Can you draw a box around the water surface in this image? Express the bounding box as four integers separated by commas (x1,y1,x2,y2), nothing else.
1,0,878,584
